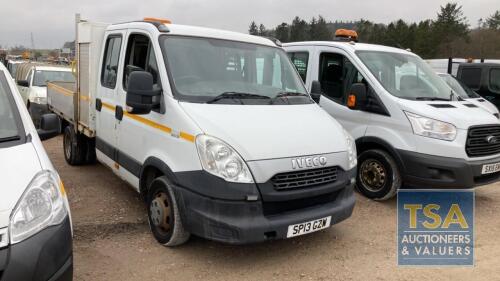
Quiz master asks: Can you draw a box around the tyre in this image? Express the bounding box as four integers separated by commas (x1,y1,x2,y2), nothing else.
63,126,87,165
147,176,190,246
356,149,401,200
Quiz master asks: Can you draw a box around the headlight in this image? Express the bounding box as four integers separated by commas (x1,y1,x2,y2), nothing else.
196,135,254,183
344,129,357,169
405,112,457,141
9,170,68,244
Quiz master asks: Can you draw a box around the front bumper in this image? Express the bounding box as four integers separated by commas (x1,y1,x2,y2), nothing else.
174,179,356,245
0,217,73,281
28,102,49,128
399,149,500,188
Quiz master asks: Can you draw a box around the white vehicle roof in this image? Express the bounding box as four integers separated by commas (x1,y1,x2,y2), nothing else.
108,22,277,47
283,41,414,55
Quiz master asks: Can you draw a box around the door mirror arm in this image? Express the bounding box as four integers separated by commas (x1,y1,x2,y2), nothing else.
310,80,323,103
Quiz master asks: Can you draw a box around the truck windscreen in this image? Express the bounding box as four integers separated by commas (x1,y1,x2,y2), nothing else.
159,36,309,104
357,51,453,101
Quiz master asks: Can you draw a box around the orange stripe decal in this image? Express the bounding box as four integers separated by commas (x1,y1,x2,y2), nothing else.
100,102,194,143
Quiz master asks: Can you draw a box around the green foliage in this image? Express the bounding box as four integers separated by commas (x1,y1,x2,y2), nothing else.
486,11,500,30
248,21,258,35
248,2,500,58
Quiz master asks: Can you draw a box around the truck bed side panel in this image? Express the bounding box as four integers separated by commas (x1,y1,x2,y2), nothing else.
47,82,76,123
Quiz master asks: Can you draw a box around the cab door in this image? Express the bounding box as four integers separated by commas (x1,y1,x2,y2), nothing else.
95,31,125,166
114,30,164,188
18,69,32,104
308,47,375,139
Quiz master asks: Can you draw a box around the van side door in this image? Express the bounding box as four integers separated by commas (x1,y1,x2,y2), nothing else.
310,47,390,140
95,31,125,169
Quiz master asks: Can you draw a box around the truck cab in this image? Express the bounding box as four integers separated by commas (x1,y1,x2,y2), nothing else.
456,63,500,109
284,33,500,200
47,17,357,246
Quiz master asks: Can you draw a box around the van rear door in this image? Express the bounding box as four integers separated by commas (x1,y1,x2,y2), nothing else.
95,31,125,169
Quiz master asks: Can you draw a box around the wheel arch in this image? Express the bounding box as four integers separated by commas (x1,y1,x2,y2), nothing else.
355,136,406,174
140,157,179,200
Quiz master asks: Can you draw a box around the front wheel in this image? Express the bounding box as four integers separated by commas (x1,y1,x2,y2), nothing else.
356,149,401,200
147,176,190,246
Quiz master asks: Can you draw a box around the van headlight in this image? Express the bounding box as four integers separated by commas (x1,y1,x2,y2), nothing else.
344,130,357,170
405,112,457,141
9,171,68,244
196,135,254,183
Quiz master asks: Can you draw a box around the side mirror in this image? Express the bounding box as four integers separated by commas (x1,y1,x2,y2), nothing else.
347,83,367,110
310,81,322,103
17,80,29,87
37,114,60,141
126,71,161,115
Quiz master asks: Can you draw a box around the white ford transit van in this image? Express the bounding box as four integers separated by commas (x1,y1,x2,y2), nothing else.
0,63,72,280
45,16,356,246
284,32,500,200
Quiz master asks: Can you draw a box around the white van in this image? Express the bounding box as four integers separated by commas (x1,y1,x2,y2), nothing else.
284,33,500,200
0,63,72,280
16,65,75,126
45,17,356,246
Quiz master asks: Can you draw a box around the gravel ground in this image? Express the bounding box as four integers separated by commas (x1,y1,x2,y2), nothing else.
43,136,500,281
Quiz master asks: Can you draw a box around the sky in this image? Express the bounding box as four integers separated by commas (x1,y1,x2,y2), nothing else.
0,0,497,49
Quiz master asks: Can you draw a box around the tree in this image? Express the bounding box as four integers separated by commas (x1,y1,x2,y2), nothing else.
258,24,267,36
313,16,332,40
433,2,470,56
249,21,258,35
486,11,500,30
275,23,290,42
290,17,308,42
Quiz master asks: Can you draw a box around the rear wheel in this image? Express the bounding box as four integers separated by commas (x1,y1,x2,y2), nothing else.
63,126,86,165
356,149,401,200
147,176,190,246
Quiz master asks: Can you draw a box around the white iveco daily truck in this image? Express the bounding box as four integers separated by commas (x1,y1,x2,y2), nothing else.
284,30,500,201
45,16,357,246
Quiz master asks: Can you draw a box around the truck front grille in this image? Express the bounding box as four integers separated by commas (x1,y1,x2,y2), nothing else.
466,125,500,157
270,166,338,190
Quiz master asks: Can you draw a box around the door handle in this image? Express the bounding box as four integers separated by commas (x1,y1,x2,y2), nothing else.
96,98,102,112
115,105,124,121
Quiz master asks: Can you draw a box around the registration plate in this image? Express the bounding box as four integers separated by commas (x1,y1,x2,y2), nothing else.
482,162,500,174
286,216,332,238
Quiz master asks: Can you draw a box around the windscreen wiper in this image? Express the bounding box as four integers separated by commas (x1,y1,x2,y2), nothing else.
0,135,20,143
270,92,310,104
207,92,271,104
415,97,450,101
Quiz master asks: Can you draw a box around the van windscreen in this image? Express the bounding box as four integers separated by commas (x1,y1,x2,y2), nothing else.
357,51,453,101
159,36,309,104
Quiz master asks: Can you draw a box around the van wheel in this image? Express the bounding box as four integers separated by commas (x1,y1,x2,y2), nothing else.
63,126,86,165
356,149,401,200
147,176,190,246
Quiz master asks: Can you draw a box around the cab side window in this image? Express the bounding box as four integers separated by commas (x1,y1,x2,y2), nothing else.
288,52,309,83
123,34,160,90
319,53,351,103
101,36,122,89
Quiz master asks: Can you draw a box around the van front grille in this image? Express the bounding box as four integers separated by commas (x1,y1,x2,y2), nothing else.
270,166,338,190
466,125,500,157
